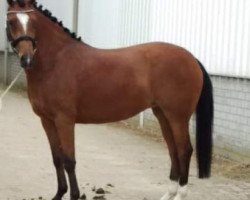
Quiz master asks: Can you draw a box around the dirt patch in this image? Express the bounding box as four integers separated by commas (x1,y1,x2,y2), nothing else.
212,155,250,182
110,122,250,183
110,121,163,143
1,90,250,200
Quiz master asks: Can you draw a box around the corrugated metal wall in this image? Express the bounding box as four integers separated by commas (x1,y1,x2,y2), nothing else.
78,0,153,48
151,0,250,78
1,0,249,78
118,0,152,46
78,0,250,78
78,0,120,48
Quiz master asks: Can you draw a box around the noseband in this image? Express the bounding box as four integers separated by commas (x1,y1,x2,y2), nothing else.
6,9,37,54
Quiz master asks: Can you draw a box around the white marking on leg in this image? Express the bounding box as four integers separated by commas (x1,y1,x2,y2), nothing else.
173,185,188,200
160,180,179,200
16,13,29,33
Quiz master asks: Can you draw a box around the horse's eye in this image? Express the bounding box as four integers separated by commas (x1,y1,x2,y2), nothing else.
7,20,15,28
8,21,13,26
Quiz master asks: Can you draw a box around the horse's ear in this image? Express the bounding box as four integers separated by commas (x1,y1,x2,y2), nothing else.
7,0,13,6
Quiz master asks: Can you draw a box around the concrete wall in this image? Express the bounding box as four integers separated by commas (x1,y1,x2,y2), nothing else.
0,52,26,87
212,76,250,155
134,76,250,156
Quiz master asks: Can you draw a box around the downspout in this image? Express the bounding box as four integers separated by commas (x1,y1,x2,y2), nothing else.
3,4,9,85
3,38,9,85
140,112,144,128
73,0,79,34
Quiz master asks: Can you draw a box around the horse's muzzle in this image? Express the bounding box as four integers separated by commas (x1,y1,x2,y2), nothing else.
20,55,33,69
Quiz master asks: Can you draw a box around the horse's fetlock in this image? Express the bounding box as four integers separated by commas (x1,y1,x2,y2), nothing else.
71,190,80,200
59,185,68,195
64,157,76,172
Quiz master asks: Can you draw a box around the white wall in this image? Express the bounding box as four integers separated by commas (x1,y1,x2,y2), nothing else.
78,0,120,48
118,0,152,47
151,0,250,78
1,0,249,78
77,0,250,78
36,0,74,30
0,0,7,51
77,0,152,48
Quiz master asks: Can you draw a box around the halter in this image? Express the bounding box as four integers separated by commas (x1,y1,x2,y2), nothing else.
6,9,37,54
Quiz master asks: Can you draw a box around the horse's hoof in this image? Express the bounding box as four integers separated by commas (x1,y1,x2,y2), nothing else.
70,194,80,200
52,195,62,200
173,185,188,200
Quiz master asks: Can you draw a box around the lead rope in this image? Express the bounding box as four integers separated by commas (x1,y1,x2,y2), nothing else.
0,69,23,112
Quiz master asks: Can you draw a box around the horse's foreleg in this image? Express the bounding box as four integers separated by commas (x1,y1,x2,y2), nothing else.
41,118,68,200
55,117,80,200
152,107,180,200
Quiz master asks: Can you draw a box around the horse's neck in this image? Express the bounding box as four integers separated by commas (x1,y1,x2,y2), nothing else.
26,14,76,85
34,13,75,68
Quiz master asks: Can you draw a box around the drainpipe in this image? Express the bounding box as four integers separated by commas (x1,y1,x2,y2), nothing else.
3,42,9,85
3,4,9,85
73,0,79,34
140,112,144,128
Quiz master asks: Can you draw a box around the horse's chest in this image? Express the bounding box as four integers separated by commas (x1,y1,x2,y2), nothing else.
29,96,45,116
27,89,48,117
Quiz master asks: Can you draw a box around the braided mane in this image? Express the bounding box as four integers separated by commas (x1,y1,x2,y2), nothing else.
32,1,82,42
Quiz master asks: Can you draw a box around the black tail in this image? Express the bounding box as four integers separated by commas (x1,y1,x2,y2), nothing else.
196,60,214,178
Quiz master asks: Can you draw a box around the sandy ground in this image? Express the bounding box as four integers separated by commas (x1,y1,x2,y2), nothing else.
0,90,250,200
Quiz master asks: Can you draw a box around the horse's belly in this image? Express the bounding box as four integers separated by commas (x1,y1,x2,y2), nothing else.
76,96,151,124
76,108,146,124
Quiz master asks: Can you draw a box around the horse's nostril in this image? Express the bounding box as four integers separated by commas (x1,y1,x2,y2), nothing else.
20,55,32,69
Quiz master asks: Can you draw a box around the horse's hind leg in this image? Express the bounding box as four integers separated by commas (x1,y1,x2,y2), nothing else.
41,118,68,200
166,115,193,200
152,107,180,200
55,117,80,200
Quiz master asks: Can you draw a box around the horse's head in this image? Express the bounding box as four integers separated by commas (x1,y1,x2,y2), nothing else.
6,0,37,69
